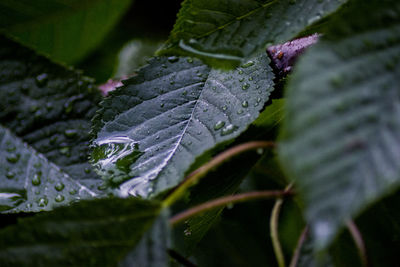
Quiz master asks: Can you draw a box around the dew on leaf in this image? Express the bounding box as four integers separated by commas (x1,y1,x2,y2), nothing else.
38,197,48,207
214,120,226,130
242,100,249,108
54,182,65,191
221,124,237,136
242,83,250,90
168,56,179,63
35,73,48,87
6,171,15,179
242,61,255,68
31,172,41,186
55,194,65,202
6,153,20,164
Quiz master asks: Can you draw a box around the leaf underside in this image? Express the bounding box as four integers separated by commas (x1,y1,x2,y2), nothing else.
91,54,274,198
160,0,347,68
0,36,105,206
279,0,400,249
0,0,132,64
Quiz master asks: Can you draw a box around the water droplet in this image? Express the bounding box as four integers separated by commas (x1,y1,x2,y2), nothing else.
242,101,248,108
160,103,165,108
186,57,193,63
6,145,16,152
182,90,187,96
54,182,65,191
238,70,244,75
32,172,41,186
237,109,243,114
59,147,70,157
242,61,255,68
242,83,250,90
222,105,227,111
84,167,91,174
161,64,167,68
184,228,192,236
239,77,244,82
257,97,262,103
214,121,226,130
64,129,78,139
35,73,48,87
248,76,253,81
168,56,179,63
221,124,237,136
38,197,48,207
69,189,77,195
55,194,64,202
308,15,321,25
6,153,20,164
6,171,15,179
0,191,26,211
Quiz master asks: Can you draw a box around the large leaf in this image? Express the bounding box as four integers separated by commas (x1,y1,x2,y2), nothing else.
0,0,132,64
0,198,163,266
278,0,400,249
0,126,96,213
91,54,274,198
0,36,104,195
159,0,347,68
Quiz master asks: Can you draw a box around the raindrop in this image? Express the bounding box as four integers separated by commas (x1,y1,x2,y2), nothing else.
35,73,48,87
0,191,26,211
239,77,244,82
38,197,48,207
32,172,42,186
241,61,255,68
6,153,20,164
54,182,65,191
237,109,243,114
222,105,227,111
242,100,249,108
55,194,65,202
214,121,226,130
84,167,91,174
69,189,77,195
6,171,15,179
64,129,78,139
160,103,165,108
59,147,70,157
248,77,253,81
221,124,237,136
168,56,179,63
186,57,194,63
308,15,321,25
242,83,250,90
184,228,192,236
238,70,244,75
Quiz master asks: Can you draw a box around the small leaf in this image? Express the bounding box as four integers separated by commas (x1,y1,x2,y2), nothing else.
91,54,274,198
0,0,132,64
0,36,103,196
279,0,400,249
160,0,347,68
0,198,162,266
0,126,96,213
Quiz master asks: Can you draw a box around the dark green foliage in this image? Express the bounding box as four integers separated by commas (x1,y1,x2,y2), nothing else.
0,0,132,64
0,198,162,266
279,0,400,249
160,0,347,68
0,36,104,196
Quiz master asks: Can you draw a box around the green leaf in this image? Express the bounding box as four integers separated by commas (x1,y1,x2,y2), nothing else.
91,54,274,198
278,0,400,249
0,0,132,64
0,198,162,266
159,0,347,68
0,36,104,196
119,210,171,267
0,125,96,213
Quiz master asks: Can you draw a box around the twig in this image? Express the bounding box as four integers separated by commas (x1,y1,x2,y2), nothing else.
170,190,292,226
289,226,309,267
346,220,368,267
167,249,198,267
270,184,293,267
163,141,276,207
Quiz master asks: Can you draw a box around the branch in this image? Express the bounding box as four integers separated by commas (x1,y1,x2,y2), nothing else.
289,226,309,267
170,190,292,226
